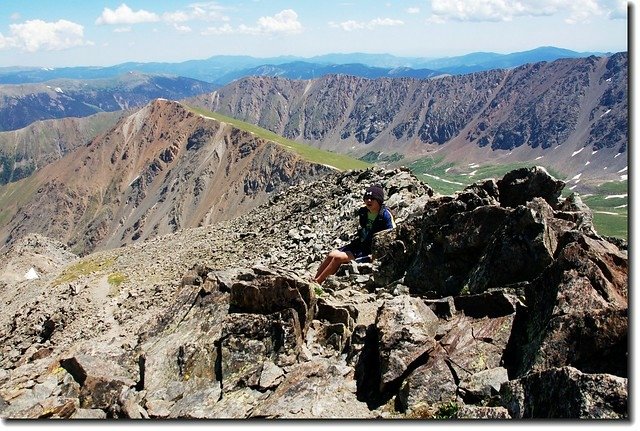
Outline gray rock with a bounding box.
[376,295,439,391]
[501,366,627,419]
[458,367,509,402]
[0,167,628,420]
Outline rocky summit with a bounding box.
[0,166,628,420]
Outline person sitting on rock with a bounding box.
[314,185,396,284]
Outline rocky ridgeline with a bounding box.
[0,166,628,419]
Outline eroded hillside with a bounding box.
[190,53,627,187]
[0,99,332,255]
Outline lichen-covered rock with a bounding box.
[375,295,439,391]
[500,366,627,419]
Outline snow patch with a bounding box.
[25,268,39,280]
[54,87,63,93]
[617,166,627,173]
[600,109,611,117]
[571,173,582,181]
[585,161,590,166]
[614,153,621,158]
[614,204,628,209]
[535,156,543,160]
[605,194,627,199]
[571,148,584,157]
[423,173,463,185]
[620,175,627,181]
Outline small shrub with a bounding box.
[433,402,460,419]
[54,257,115,286]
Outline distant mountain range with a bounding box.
[0,46,613,86]
[0,73,216,132]
[188,53,627,190]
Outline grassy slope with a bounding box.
[408,156,627,240]
[186,105,371,171]
[4,106,622,242]
[581,181,628,240]
[185,108,628,240]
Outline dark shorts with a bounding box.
[339,242,370,262]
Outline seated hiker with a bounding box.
[314,185,396,284]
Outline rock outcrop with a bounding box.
[0,166,627,420]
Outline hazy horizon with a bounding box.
[0,1,629,68]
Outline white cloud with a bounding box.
[331,20,365,31]
[0,19,88,52]
[601,0,628,19]
[163,2,230,24]
[95,3,160,25]
[370,18,405,27]
[254,9,303,34]
[564,0,602,24]
[172,24,193,33]
[330,17,404,31]
[201,23,234,35]
[428,0,624,23]
[406,7,421,14]
[212,9,303,35]
[163,10,190,23]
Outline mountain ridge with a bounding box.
[189,53,627,191]
[0,73,216,132]
[0,99,332,255]
[0,46,613,85]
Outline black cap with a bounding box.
[363,185,384,204]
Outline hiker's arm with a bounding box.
[383,209,396,229]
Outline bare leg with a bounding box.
[314,253,334,279]
[314,250,353,284]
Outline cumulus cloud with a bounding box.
[204,9,302,35]
[330,17,404,31]
[242,9,303,34]
[428,0,625,23]
[406,7,420,14]
[0,19,88,52]
[95,3,159,25]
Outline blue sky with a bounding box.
[0,0,630,67]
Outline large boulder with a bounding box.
[500,366,627,419]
